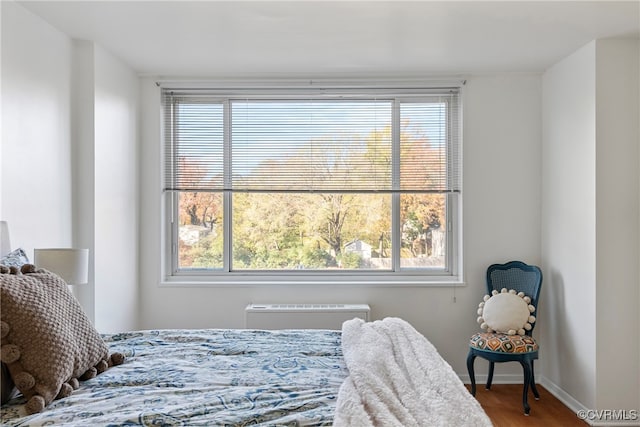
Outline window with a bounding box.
[162,83,461,284]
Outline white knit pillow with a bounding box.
[477,288,536,335]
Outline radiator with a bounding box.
[245,303,370,330]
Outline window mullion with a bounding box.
[223,100,232,272]
[391,99,401,271]
[168,97,179,275]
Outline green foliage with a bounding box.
[338,252,362,269]
[231,241,255,269]
[188,234,223,268]
[300,247,334,269]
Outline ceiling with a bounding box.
[17,1,640,77]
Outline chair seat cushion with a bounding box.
[470,332,538,353]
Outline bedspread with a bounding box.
[1,328,346,426]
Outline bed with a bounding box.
[1,320,492,426]
[0,235,492,426]
[2,328,345,426]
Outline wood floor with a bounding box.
[467,384,588,427]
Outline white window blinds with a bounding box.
[163,87,460,194]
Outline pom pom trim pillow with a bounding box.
[476,288,536,336]
[0,265,124,414]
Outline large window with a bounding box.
[163,84,461,283]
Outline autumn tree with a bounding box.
[177,118,446,270]
[175,158,223,229]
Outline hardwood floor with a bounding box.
[467,384,588,427]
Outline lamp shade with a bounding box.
[34,248,89,285]
[0,221,10,257]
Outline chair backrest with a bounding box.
[486,260,542,334]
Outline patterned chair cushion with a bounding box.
[470,332,538,353]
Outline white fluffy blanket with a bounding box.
[334,318,493,427]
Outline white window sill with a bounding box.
[160,275,465,288]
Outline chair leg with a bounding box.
[530,360,540,400]
[486,361,495,390]
[466,351,477,396]
[520,360,532,415]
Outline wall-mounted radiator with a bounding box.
[245,303,370,330]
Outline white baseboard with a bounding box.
[539,376,639,426]
[458,373,525,385]
[538,376,587,416]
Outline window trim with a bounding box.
[161,80,463,285]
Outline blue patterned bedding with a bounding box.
[1,328,347,426]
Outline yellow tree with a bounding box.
[399,121,447,257]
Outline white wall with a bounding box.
[71,40,97,322]
[1,1,73,253]
[541,41,598,409]
[594,38,639,412]
[2,2,139,334]
[139,74,543,377]
[93,45,140,333]
[541,38,640,413]
[461,74,543,380]
[72,42,140,332]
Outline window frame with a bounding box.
[161,81,463,286]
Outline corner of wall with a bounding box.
[540,40,597,409]
[593,37,640,411]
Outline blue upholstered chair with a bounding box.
[467,261,543,415]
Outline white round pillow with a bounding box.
[476,289,536,335]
